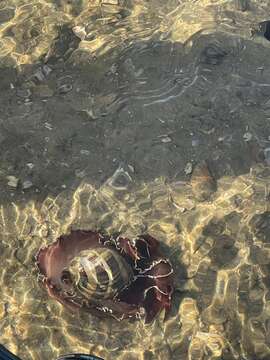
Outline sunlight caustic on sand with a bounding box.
[1,164,270,359]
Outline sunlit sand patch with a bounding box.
[0,1,69,66]
[1,0,267,67]
[1,164,270,358]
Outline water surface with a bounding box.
[1,1,270,359]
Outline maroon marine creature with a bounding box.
[36,230,174,323]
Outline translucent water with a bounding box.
[1,1,270,359]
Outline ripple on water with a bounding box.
[0,164,270,358]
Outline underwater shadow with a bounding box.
[1,26,270,206]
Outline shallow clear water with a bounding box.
[1,1,270,359]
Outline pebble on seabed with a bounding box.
[57,84,73,94]
[26,163,34,169]
[161,136,172,143]
[22,180,33,190]
[16,88,31,99]
[72,26,86,40]
[184,162,193,175]
[243,132,252,142]
[7,176,19,188]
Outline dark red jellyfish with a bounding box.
[36,230,174,323]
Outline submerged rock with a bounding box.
[191,161,217,201]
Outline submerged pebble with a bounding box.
[80,150,90,155]
[57,84,73,94]
[16,88,31,99]
[7,176,19,188]
[161,136,172,143]
[26,163,34,169]
[32,68,46,83]
[32,65,52,83]
[243,132,252,142]
[22,180,33,190]
[72,26,87,40]
[184,162,193,175]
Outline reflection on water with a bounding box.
[1,0,270,359]
[1,164,270,359]
[0,0,268,66]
